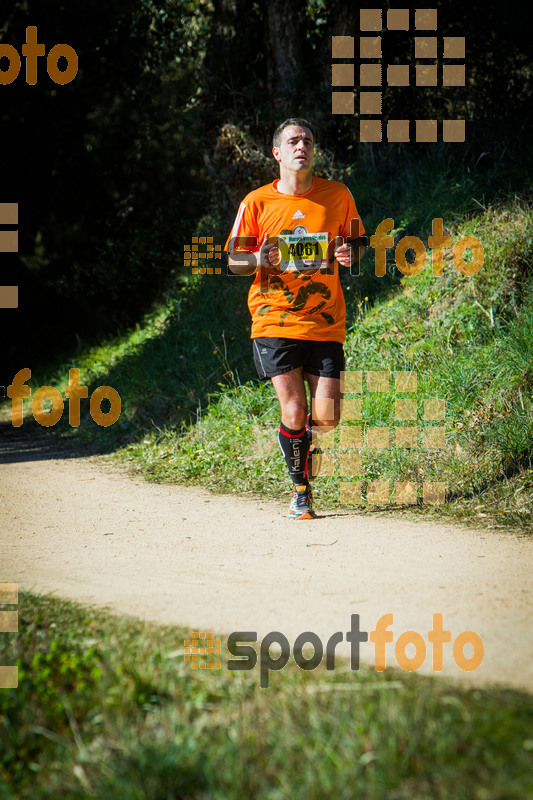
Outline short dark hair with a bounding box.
[273,118,314,149]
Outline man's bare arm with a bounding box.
[227,239,280,274]
[227,252,259,275]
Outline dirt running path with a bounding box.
[1,428,532,691]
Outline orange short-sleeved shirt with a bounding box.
[225,176,364,343]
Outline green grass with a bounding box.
[1,592,532,799]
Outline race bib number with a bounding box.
[278,232,328,271]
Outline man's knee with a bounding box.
[312,416,340,431]
[281,400,307,431]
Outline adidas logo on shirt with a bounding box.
[292,209,305,219]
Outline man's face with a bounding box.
[273,126,314,173]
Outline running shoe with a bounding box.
[288,482,317,520]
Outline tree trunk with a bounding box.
[260,0,307,100]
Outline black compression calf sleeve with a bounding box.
[278,422,310,485]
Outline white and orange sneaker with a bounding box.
[288,482,317,520]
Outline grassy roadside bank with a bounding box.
[4,188,532,531]
[1,592,532,799]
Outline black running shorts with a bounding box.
[252,337,345,381]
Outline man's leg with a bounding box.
[304,373,342,477]
[271,370,341,486]
[304,373,342,431]
[271,368,316,519]
[271,367,310,485]
[271,366,308,429]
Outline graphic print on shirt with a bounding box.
[225,177,365,342]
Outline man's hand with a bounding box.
[334,243,353,267]
[335,237,367,268]
[262,243,280,268]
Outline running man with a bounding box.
[225,118,366,519]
